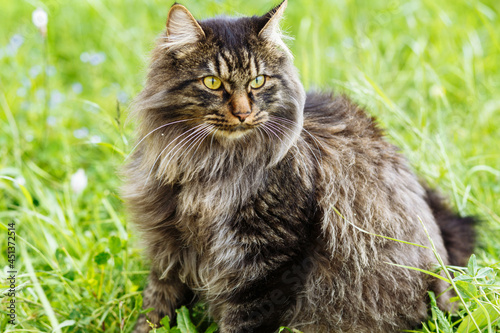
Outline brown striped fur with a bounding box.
[123,1,475,332]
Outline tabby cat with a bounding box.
[123,1,475,332]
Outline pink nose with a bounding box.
[231,93,252,122]
[233,112,251,122]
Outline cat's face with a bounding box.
[134,1,305,180]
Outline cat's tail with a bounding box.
[424,187,476,267]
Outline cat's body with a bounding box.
[124,2,474,332]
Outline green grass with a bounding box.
[1,0,499,332]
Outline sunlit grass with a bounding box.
[1,0,499,332]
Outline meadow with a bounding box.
[1,0,499,332]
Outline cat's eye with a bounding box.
[203,76,222,90]
[250,75,266,89]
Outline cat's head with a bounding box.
[133,0,305,183]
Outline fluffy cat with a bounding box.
[123,1,475,332]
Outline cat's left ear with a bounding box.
[258,0,291,57]
[164,4,205,50]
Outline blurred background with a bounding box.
[1,0,499,332]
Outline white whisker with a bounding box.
[265,121,297,148]
[125,119,191,160]
[265,121,308,167]
[144,123,207,187]
[209,128,219,151]
[267,119,321,165]
[270,115,326,152]
[160,124,211,172]
[178,125,214,167]
[185,125,216,168]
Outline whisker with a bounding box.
[160,124,211,172]
[186,125,216,166]
[125,119,191,160]
[209,128,219,151]
[265,121,307,166]
[177,125,214,166]
[261,123,283,145]
[144,124,207,187]
[270,115,326,152]
[265,121,297,148]
[255,126,266,143]
[267,119,321,165]
[261,123,306,165]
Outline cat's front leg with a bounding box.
[215,286,294,333]
[133,268,193,333]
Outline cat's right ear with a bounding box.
[164,4,205,49]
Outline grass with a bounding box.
[0,0,499,332]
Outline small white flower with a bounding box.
[15,176,26,187]
[430,85,445,98]
[73,127,89,139]
[21,77,31,88]
[117,91,128,104]
[89,52,106,66]
[80,52,90,63]
[46,65,56,76]
[71,169,87,194]
[35,88,45,100]
[32,8,48,29]
[46,115,57,126]
[72,82,83,94]
[49,90,65,108]
[90,135,101,144]
[29,65,42,78]
[17,87,27,97]
[10,34,24,49]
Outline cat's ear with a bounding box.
[258,0,292,57]
[165,4,205,49]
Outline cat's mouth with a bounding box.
[210,122,262,139]
[204,112,267,139]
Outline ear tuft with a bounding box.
[258,0,292,58]
[163,4,205,50]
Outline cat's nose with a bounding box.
[234,112,250,122]
[230,93,252,122]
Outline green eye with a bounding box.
[250,75,266,89]
[203,76,222,90]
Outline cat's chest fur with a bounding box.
[174,148,316,295]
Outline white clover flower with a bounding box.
[32,8,48,29]
[71,168,87,194]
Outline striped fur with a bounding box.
[124,2,475,332]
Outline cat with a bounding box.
[123,1,475,332]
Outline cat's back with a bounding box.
[303,92,384,143]
[301,91,402,178]
[299,91,448,279]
